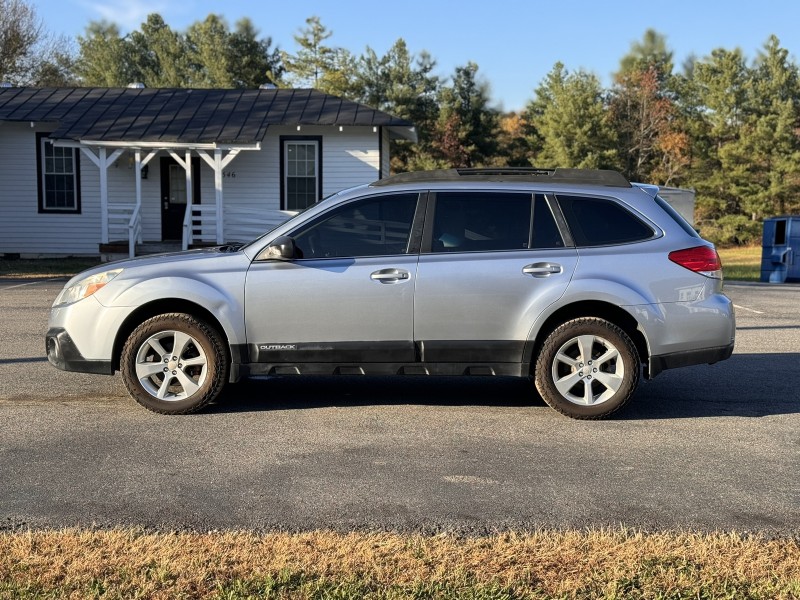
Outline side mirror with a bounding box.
[257,235,299,261]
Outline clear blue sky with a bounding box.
[33,0,800,112]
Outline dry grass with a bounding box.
[0,257,101,279]
[1,528,798,599]
[718,245,761,282]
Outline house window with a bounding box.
[281,137,322,211]
[36,133,81,214]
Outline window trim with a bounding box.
[36,132,82,214]
[280,135,323,211]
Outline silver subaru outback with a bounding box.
[46,168,735,419]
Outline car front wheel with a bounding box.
[535,317,640,419]
[120,313,228,414]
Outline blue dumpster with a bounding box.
[760,216,799,283]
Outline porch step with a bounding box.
[99,241,182,262]
[136,242,182,255]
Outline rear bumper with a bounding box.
[46,327,114,375]
[648,341,734,379]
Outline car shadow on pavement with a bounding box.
[208,353,800,420]
[620,353,800,420]
[211,375,535,414]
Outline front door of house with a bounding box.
[160,157,200,241]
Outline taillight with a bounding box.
[668,246,723,279]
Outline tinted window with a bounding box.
[431,192,531,253]
[556,195,654,247]
[292,194,418,258]
[654,195,699,238]
[532,195,564,249]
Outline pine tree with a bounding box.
[433,62,498,168]
[526,62,617,169]
[281,16,335,89]
[75,21,131,86]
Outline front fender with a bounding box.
[96,275,247,349]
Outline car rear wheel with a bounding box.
[535,317,639,419]
[120,313,228,414]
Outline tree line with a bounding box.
[2,2,799,245]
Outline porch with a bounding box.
[66,142,281,257]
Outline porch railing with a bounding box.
[224,207,295,243]
[183,204,218,249]
[107,203,140,258]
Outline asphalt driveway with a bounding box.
[1,278,798,535]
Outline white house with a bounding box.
[0,87,416,257]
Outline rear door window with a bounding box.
[430,192,532,253]
[556,195,654,247]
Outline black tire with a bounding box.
[534,317,639,420]
[120,313,228,414]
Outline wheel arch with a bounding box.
[524,300,650,377]
[111,299,232,372]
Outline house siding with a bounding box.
[219,125,380,241]
[0,123,101,256]
[0,124,382,254]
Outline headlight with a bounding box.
[53,269,123,306]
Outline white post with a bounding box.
[184,150,192,250]
[129,149,140,257]
[197,148,240,246]
[99,147,108,244]
[215,148,223,244]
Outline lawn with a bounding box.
[0,257,101,278]
[718,245,761,282]
[1,529,798,599]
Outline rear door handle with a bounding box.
[523,262,562,277]
[370,268,410,283]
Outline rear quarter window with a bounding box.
[556,195,655,247]
[654,195,700,238]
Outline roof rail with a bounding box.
[372,167,631,188]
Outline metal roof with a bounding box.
[0,87,417,144]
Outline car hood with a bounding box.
[63,247,248,287]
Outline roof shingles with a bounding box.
[0,87,413,144]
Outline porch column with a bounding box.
[214,149,223,244]
[79,146,124,244]
[167,149,193,250]
[185,150,192,249]
[99,148,108,244]
[197,148,240,244]
[134,149,158,245]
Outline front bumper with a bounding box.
[46,327,113,375]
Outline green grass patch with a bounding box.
[0,257,101,279]
[718,245,761,282]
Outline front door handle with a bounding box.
[370,268,410,283]
[523,263,562,277]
